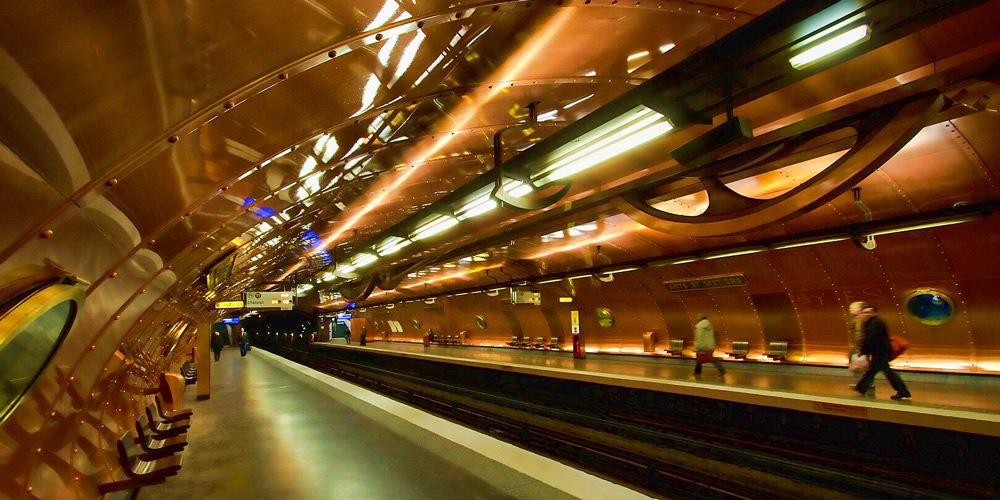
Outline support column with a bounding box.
[196,322,212,400]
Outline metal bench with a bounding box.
[134,417,188,456]
[727,341,750,360]
[666,339,685,356]
[98,432,183,494]
[764,341,789,361]
[533,336,545,348]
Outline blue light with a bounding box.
[242,197,276,219]
[347,302,357,309]
[337,312,353,320]
[222,318,240,324]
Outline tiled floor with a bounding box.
[143,347,649,500]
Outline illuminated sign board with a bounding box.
[222,318,240,324]
[215,301,244,309]
[336,312,353,320]
[244,291,294,310]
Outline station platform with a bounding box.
[316,341,1000,438]
[142,347,654,500]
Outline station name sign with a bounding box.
[664,274,748,292]
[244,291,294,310]
[214,300,244,309]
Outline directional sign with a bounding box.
[571,310,580,334]
[215,301,244,309]
[244,291,294,310]
[222,318,240,324]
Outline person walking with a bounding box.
[210,330,225,362]
[693,313,726,377]
[238,330,249,357]
[854,306,911,399]
[847,301,874,390]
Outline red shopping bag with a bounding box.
[888,335,909,361]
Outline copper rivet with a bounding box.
[35,448,41,454]
[68,376,74,381]
[279,72,289,80]
[417,21,425,28]
[184,212,191,217]
[375,33,383,41]
[455,12,462,18]
[149,239,156,245]
[105,178,118,187]
[39,229,53,239]
[328,50,336,58]
[115,315,120,320]
[492,5,499,10]
[225,101,235,109]
[73,449,78,453]
[140,289,145,294]
[168,135,179,143]
[110,272,117,278]
[90,344,95,350]
[50,411,56,417]
[27,487,32,492]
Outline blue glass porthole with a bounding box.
[905,289,954,326]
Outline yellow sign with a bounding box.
[215,301,244,309]
[559,297,573,303]
[571,310,579,326]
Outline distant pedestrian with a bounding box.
[693,313,726,377]
[210,331,225,362]
[855,306,911,399]
[360,325,367,346]
[345,327,351,344]
[238,331,249,357]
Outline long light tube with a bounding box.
[789,24,870,69]
[534,106,673,184]
[375,236,412,256]
[411,215,459,241]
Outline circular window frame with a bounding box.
[904,288,955,326]
[475,315,487,329]
[0,283,84,424]
[595,307,614,328]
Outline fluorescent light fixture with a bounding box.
[566,272,592,280]
[563,94,594,110]
[456,195,498,220]
[534,106,673,184]
[671,257,701,265]
[337,264,356,274]
[608,266,640,274]
[505,180,533,197]
[703,247,767,260]
[313,134,330,155]
[772,236,848,250]
[536,277,564,284]
[865,215,982,236]
[627,50,650,62]
[658,43,676,53]
[789,24,870,69]
[411,215,459,241]
[375,236,412,255]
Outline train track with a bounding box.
[269,345,995,500]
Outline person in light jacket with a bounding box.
[693,313,726,377]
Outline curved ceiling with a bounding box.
[3,0,1000,321]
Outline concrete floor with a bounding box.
[142,347,640,500]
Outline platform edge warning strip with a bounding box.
[254,348,658,500]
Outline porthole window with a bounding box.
[1,283,84,423]
[905,289,955,326]
[412,319,421,330]
[475,316,487,329]
[595,308,614,328]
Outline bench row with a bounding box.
[99,393,193,493]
